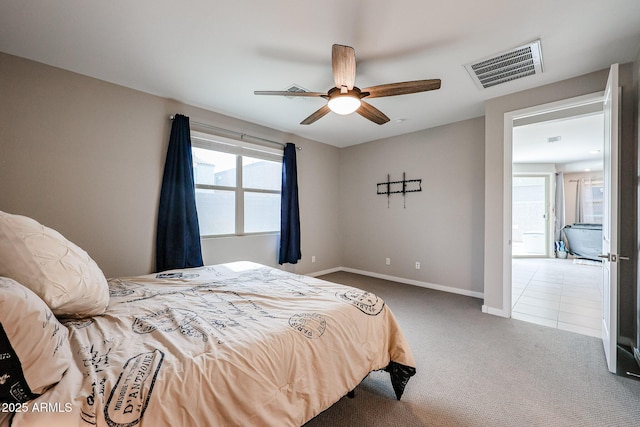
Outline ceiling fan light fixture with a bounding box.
[255,44,441,125]
[327,93,361,115]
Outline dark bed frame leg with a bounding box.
[347,390,355,398]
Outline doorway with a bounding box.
[506,92,605,337]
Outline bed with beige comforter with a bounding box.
[2,261,415,427]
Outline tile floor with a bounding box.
[512,257,603,338]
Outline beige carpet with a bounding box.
[303,271,640,427]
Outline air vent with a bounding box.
[464,40,543,89]
[284,84,310,95]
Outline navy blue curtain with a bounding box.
[279,143,301,264]
[156,114,203,272]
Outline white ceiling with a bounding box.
[1,0,639,148]
[513,110,605,173]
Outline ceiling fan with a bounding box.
[254,44,441,125]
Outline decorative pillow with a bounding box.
[0,277,73,403]
[0,210,109,317]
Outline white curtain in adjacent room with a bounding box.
[575,178,595,223]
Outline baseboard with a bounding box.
[306,266,343,277]
[482,305,510,318]
[310,266,516,319]
[338,267,485,300]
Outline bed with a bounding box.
[0,211,416,427]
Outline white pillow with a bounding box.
[0,210,109,317]
[0,277,73,402]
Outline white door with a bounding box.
[601,63,619,374]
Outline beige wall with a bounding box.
[0,50,483,298]
[339,117,485,296]
[0,52,341,277]
[2,51,637,340]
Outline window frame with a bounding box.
[191,131,282,237]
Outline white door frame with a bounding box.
[502,92,604,318]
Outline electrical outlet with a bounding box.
[385,258,391,265]
[415,262,421,269]
[311,255,316,263]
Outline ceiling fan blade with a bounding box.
[332,44,356,91]
[362,79,441,98]
[300,105,332,125]
[254,90,327,97]
[356,101,390,125]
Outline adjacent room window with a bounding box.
[191,131,282,237]
[576,177,604,224]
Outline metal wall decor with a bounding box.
[377,173,422,208]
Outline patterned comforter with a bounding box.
[2,262,415,427]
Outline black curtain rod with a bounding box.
[169,115,300,150]
[569,178,602,182]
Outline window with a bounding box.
[577,178,603,224]
[588,184,604,224]
[191,131,282,236]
